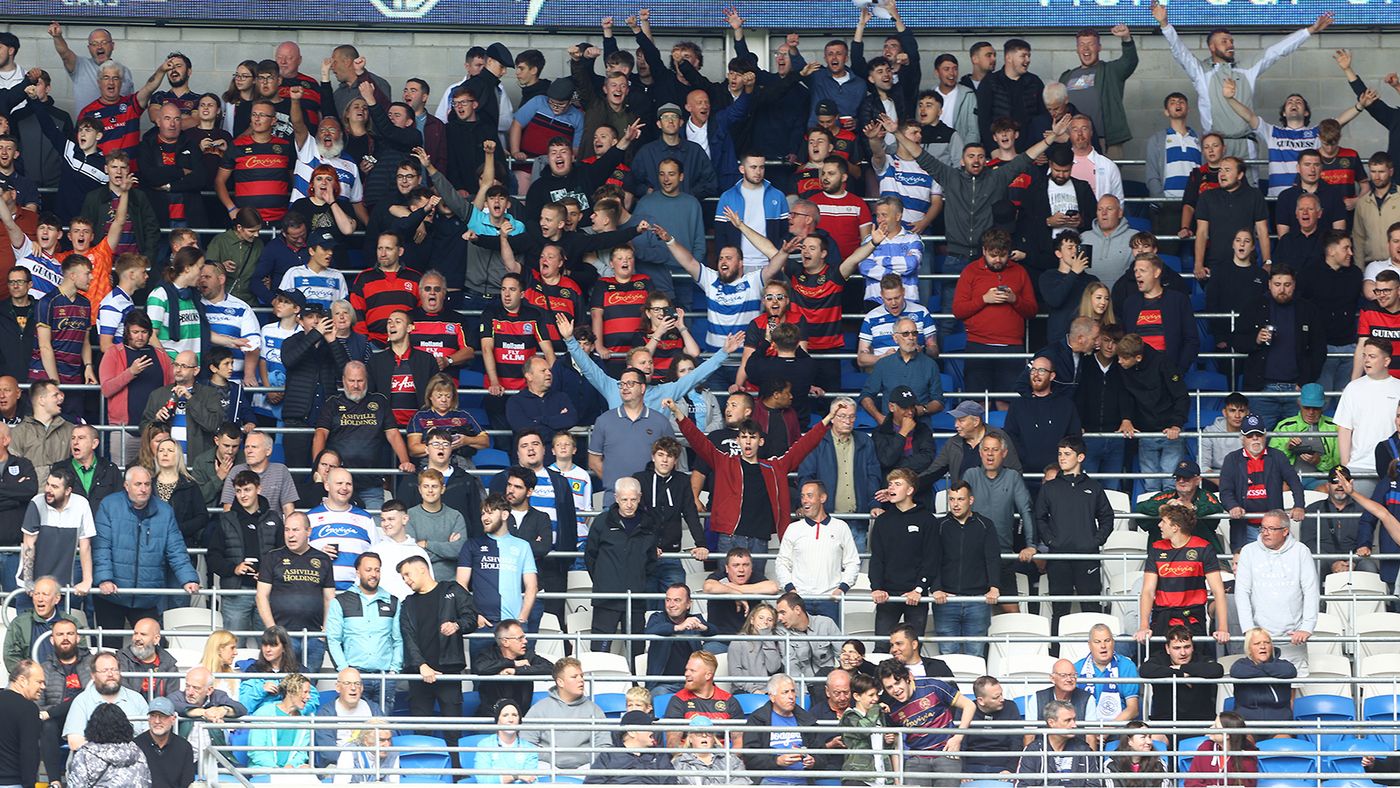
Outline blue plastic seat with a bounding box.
[461,690,480,717]
[532,690,550,707]
[393,734,449,749]
[1295,694,1357,750]
[1176,736,1209,772]
[595,692,628,718]
[653,693,675,715]
[475,448,511,469]
[1326,739,1375,774]
[456,733,493,783]
[398,751,452,783]
[1362,695,1400,749]
[735,693,768,714]
[963,782,1015,788]
[319,689,339,709]
[226,727,251,767]
[1256,738,1320,775]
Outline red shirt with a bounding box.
[809,190,872,260]
[1357,304,1400,378]
[81,94,144,157]
[591,274,651,354]
[950,258,1039,346]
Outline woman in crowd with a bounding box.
[1230,627,1297,725]
[641,292,701,380]
[100,309,173,466]
[135,423,172,484]
[406,373,487,462]
[201,629,242,697]
[1185,711,1257,787]
[665,355,722,455]
[329,299,373,363]
[475,699,540,784]
[65,703,151,788]
[727,603,781,694]
[1107,721,1169,787]
[221,60,257,135]
[296,448,344,509]
[151,437,210,547]
[1077,280,1117,328]
[837,639,879,680]
[239,626,321,716]
[289,164,359,245]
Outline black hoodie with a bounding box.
[633,463,704,552]
[868,503,937,595]
[1033,471,1115,554]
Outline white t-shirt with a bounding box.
[1335,375,1400,474]
[1047,181,1079,237]
[1363,259,1400,284]
[739,183,768,270]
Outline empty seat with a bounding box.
[580,652,631,676]
[735,693,768,714]
[1255,738,1320,775]
[1326,573,1389,636]
[1312,612,1346,658]
[1302,654,1355,698]
[1355,613,1400,660]
[1360,655,1400,700]
[939,653,988,685]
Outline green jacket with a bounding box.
[206,228,265,304]
[1135,488,1226,556]
[1059,39,1139,146]
[1269,414,1340,474]
[2,608,86,672]
[839,704,886,774]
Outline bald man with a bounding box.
[274,41,323,124]
[312,667,382,766]
[0,421,37,593]
[141,349,224,460]
[1027,658,1092,725]
[169,666,246,731]
[0,376,25,424]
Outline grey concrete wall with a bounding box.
[3,21,1396,165]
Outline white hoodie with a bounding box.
[1236,534,1319,637]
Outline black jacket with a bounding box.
[1004,391,1083,475]
[1015,173,1095,276]
[743,702,831,779]
[160,475,210,548]
[1033,471,1115,554]
[583,749,676,784]
[633,464,703,553]
[584,505,661,596]
[400,581,477,671]
[135,730,195,788]
[0,298,36,381]
[0,688,40,787]
[280,328,349,423]
[1074,356,1126,432]
[474,648,553,714]
[0,454,37,542]
[872,417,936,477]
[70,456,123,511]
[1117,345,1189,432]
[209,496,282,588]
[869,503,936,594]
[1138,655,1223,722]
[488,468,579,576]
[976,70,1048,152]
[366,345,437,406]
[929,513,1002,595]
[1229,294,1327,391]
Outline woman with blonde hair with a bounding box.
[727,603,781,693]
[201,629,242,696]
[1077,281,1117,326]
[406,373,487,461]
[152,437,209,546]
[1229,627,1297,726]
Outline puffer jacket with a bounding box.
[40,650,93,713]
[93,494,199,609]
[65,741,150,788]
[584,505,661,595]
[209,496,282,587]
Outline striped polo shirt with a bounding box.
[878,156,942,226]
[697,266,762,350]
[279,265,348,309]
[859,230,925,303]
[97,286,134,344]
[221,134,294,223]
[203,294,262,375]
[1257,120,1322,197]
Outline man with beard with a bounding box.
[1015,144,1094,278]
[289,87,365,223]
[37,619,89,779]
[18,468,93,594]
[117,617,180,699]
[327,552,402,704]
[147,53,199,123]
[654,223,785,351]
[63,651,148,749]
[458,493,539,637]
[311,362,414,512]
[489,463,574,634]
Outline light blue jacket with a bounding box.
[564,336,730,409]
[326,584,403,673]
[476,736,541,783]
[247,703,312,768]
[92,494,199,610]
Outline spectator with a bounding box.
[247,673,314,770]
[505,355,579,440]
[475,620,553,715]
[522,657,611,770]
[1116,333,1190,492]
[1300,467,1381,583]
[589,367,679,501]
[91,466,199,649]
[1026,659,1091,725]
[1015,699,1103,787]
[457,492,538,634]
[742,673,828,780]
[218,431,297,516]
[0,657,41,788]
[311,668,383,768]
[1014,146,1093,278]
[140,350,223,461]
[952,228,1039,404]
[964,431,1038,613]
[886,625,957,690]
[929,400,1023,485]
[1076,323,1127,479]
[487,457,575,634]
[1069,623,1140,723]
[929,482,1001,656]
[776,480,859,623]
[64,424,121,511]
[1122,255,1199,373]
[1192,156,1271,279]
[1220,416,1307,553]
[1270,383,1339,476]
[644,584,717,693]
[237,627,320,717]
[1236,510,1319,675]
[66,702,151,787]
[976,39,1047,150]
[859,317,944,422]
[1197,393,1251,484]
[12,378,73,481]
[18,467,93,595]
[476,699,542,784]
[1302,232,1362,395]
[0,271,38,382]
[879,658,975,783]
[584,709,672,784]
[1139,625,1224,723]
[1068,114,1124,200]
[2,575,81,673]
[1032,438,1114,630]
[305,466,377,591]
[36,618,89,779]
[117,617,179,699]
[857,274,939,371]
[797,396,883,549]
[406,380,488,465]
[366,310,436,428]
[399,554,477,763]
[279,303,344,468]
[1039,234,1098,348]
[701,548,779,640]
[326,552,403,704]
[134,697,194,788]
[187,424,243,512]
[1006,355,1083,479]
[33,250,100,408]
[872,386,936,479]
[585,476,660,657]
[728,603,781,695]
[167,665,246,738]
[149,437,208,548]
[1145,92,1201,204]
[256,513,335,672]
[1184,711,1257,786]
[1355,155,1400,267]
[312,361,414,511]
[963,676,1025,775]
[635,436,706,593]
[1339,339,1400,498]
[1134,460,1226,553]
[1229,265,1326,428]
[400,463,478,576]
[774,591,841,679]
[556,313,735,413]
[63,651,148,750]
[673,713,749,785]
[1230,627,1299,721]
[209,469,280,636]
[869,468,935,635]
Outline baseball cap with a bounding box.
[815,100,839,117]
[1299,383,1325,409]
[620,710,654,729]
[948,400,985,420]
[1329,465,1353,485]
[657,102,683,118]
[1241,414,1267,436]
[889,386,917,409]
[148,697,177,717]
[1173,459,1201,479]
[308,228,339,251]
[275,289,307,310]
[302,302,327,318]
[547,77,576,102]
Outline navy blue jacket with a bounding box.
[249,237,310,307]
[798,430,884,513]
[504,387,580,440]
[643,610,717,686]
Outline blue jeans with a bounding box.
[848,520,869,553]
[716,533,772,580]
[219,592,258,643]
[933,600,992,657]
[291,635,327,675]
[1082,436,1127,490]
[804,598,841,626]
[1137,436,1185,493]
[938,253,972,334]
[356,483,385,513]
[1250,383,1300,430]
[1320,345,1355,406]
[649,557,685,609]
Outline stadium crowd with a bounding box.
[3,0,1400,783]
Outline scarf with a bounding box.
[1078,658,1123,721]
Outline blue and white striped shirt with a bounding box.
[859,230,925,303]
[698,266,763,350]
[97,286,134,344]
[878,156,941,227]
[202,294,262,374]
[13,237,63,301]
[859,303,937,357]
[279,265,349,309]
[1160,127,1202,199]
[1257,120,1321,197]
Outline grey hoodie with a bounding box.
[673,751,752,784]
[1196,416,1239,477]
[1236,534,1319,637]
[1081,220,1137,291]
[521,686,612,769]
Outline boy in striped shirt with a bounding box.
[96,252,148,353]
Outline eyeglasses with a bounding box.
[256,75,278,82]
[619,380,642,388]
[894,330,919,337]
[1259,526,1289,533]
[1050,672,1076,678]
[1029,367,1054,375]
[396,174,418,180]
[250,112,275,119]
[234,72,253,79]
[173,362,199,369]
[338,680,363,687]
[1376,288,1396,295]
[427,441,452,449]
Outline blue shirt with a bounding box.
[769,713,805,783]
[859,303,937,357]
[859,351,944,410]
[458,531,537,622]
[1073,653,1141,721]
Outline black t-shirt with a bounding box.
[1196,185,1269,267]
[963,702,1025,772]
[315,393,393,474]
[705,570,746,634]
[734,461,773,539]
[288,197,355,244]
[261,546,334,631]
[125,345,164,422]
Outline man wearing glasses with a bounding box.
[589,368,678,506]
[76,57,175,158]
[858,317,943,424]
[1004,355,1082,488]
[1236,509,1319,674]
[47,24,133,115]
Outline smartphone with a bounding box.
[1081,244,1093,268]
[1066,209,1080,218]
[662,306,678,320]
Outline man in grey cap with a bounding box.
[134,696,195,788]
[927,400,1022,486]
[627,102,718,199]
